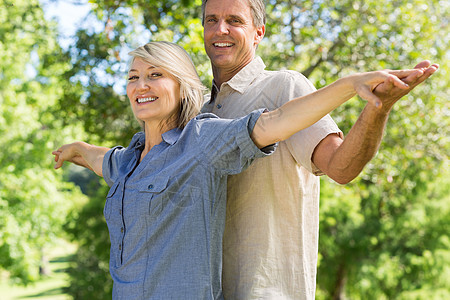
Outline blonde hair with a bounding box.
[128,41,206,129]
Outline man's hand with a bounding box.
[373,60,439,111]
[312,61,438,184]
[351,69,417,108]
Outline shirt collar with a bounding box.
[161,127,182,145]
[208,56,266,103]
[208,81,219,104]
[134,127,182,149]
[133,132,146,150]
[226,56,266,94]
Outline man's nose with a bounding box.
[216,19,230,35]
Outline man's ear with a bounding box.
[254,25,265,46]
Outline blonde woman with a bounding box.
[53,41,417,299]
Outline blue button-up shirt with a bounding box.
[102,110,274,299]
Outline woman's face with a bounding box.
[127,57,181,128]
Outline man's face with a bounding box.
[203,0,265,76]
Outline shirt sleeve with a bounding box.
[276,71,343,175]
[198,109,276,176]
[102,145,126,187]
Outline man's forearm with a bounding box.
[317,62,438,184]
[323,104,390,184]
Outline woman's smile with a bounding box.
[126,57,181,126]
[136,96,158,104]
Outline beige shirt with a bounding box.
[202,57,343,300]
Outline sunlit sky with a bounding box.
[40,0,91,48]
[38,0,129,94]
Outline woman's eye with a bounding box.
[151,73,162,78]
[128,75,138,80]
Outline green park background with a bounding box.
[1,0,449,299]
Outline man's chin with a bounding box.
[210,57,234,68]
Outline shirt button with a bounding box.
[119,209,122,215]
[148,184,154,190]
[216,104,222,109]
[121,227,124,233]
[118,244,122,250]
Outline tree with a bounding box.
[62,166,112,299]
[55,0,208,145]
[54,0,449,298]
[0,0,87,284]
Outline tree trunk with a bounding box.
[332,261,347,300]
[39,249,50,276]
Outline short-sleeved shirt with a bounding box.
[102,110,274,300]
[202,57,343,300]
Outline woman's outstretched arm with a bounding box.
[251,69,419,148]
[52,142,110,177]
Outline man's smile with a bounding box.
[213,42,234,48]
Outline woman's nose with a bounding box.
[136,78,150,91]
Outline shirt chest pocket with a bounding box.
[138,176,201,214]
[138,176,170,215]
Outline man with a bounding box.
[200,0,438,299]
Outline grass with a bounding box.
[0,241,76,300]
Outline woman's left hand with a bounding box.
[352,69,424,108]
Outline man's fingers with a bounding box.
[413,60,431,69]
[423,64,439,76]
[402,63,439,85]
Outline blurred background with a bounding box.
[0,0,448,299]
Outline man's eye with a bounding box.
[206,18,217,23]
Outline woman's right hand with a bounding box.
[52,142,85,169]
[53,141,109,176]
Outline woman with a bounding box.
[53,41,414,299]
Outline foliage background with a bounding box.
[1,0,448,299]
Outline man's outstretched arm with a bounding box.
[312,61,439,184]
